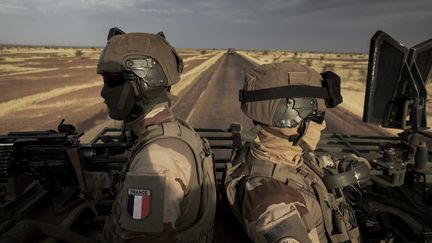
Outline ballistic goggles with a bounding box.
[103,56,168,88]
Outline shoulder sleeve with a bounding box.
[125,138,194,229]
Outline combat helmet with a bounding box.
[239,63,343,142]
[97,27,183,120]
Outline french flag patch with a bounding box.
[127,188,151,220]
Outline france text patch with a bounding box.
[127,188,151,220]
[120,174,165,232]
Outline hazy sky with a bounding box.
[0,0,431,52]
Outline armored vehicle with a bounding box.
[0,31,431,242]
[227,48,236,54]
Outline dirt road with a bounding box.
[174,53,389,136]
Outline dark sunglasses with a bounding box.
[103,74,125,88]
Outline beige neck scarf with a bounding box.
[250,120,326,167]
[300,120,326,152]
[250,125,304,167]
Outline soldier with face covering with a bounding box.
[225,63,367,243]
[84,28,216,243]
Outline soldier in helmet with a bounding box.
[225,63,367,242]
[86,28,216,242]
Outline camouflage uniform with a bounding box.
[86,28,216,242]
[225,63,361,243]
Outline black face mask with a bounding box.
[100,82,136,120]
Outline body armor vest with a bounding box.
[107,119,216,243]
[225,145,360,243]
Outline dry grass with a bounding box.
[0,46,101,76]
[239,50,368,83]
[0,46,101,58]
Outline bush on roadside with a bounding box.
[75,50,84,57]
[359,68,367,81]
[322,63,335,72]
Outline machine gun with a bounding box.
[0,120,137,241]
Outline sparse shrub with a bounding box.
[293,52,298,57]
[322,63,335,72]
[75,50,84,57]
[336,54,341,58]
[359,67,368,81]
[273,55,281,62]
[200,49,206,55]
[320,56,325,61]
[262,50,269,55]
[306,59,312,67]
[0,57,5,61]
[291,57,300,64]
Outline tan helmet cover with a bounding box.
[97,32,182,85]
[241,63,326,126]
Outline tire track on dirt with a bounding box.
[0,80,101,116]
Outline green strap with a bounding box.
[312,182,352,243]
[303,154,355,242]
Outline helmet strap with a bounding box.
[116,81,132,110]
[131,80,142,97]
[290,120,310,147]
[259,122,309,150]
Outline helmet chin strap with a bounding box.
[116,81,133,110]
[259,120,310,150]
[290,120,310,147]
[116,76,148,110]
